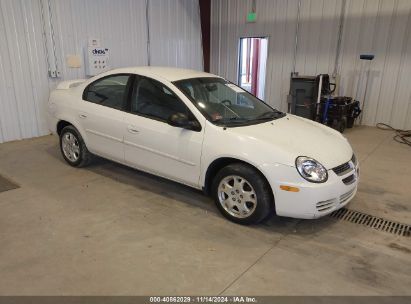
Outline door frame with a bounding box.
[237,36,270,101]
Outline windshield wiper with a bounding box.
[254,111,281,121]
[214,116,250,126]
[224,117,250,123]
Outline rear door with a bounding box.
[80,74,133,161]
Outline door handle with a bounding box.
[127,125,140,134]
[79,114,87,119]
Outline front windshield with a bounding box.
[173,77,285,126]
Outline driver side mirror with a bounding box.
[167,113,201,131]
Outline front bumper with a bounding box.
[259,161,359,219]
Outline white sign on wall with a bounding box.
[85,39,110,76]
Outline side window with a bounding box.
[83,74,130,110]
[131,77,190,121]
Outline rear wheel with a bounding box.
[60,125,92,167]
[212,163,273,224]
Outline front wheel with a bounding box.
[212,163,274,224]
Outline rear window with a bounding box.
[83,74,130,110]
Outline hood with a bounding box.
[227,114,353,169]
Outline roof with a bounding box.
[106,66,217,82]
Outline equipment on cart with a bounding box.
[288,75,318,120]
[318,97,361,133]
[289,73,360,133]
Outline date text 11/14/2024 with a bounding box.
[149,296,257,303]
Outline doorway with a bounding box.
[238,37,268,100]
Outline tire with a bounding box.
[59,125,92,167]
[211,163,274,225]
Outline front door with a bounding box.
[123,77,204,187]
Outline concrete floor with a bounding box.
[0,126,410,295]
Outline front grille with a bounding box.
[332,162,351,175]
[316,199,337,212]
[332,154,356,176]
[342,174,355,185]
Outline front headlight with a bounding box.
[295,156,328,183]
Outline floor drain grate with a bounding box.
[329,208,411,237]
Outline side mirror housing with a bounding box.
[167,113,201,131]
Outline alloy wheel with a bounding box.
[62,132,80,162]
[217,175,257,218]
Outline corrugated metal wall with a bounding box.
[0,0,203,143]
[0,0,49,141]
[210,0,411,129]
[149,0,203,70]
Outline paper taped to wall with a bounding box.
[66,55,81,68]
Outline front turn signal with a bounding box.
[280,185,300,192]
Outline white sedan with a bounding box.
[47,67,359,224]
